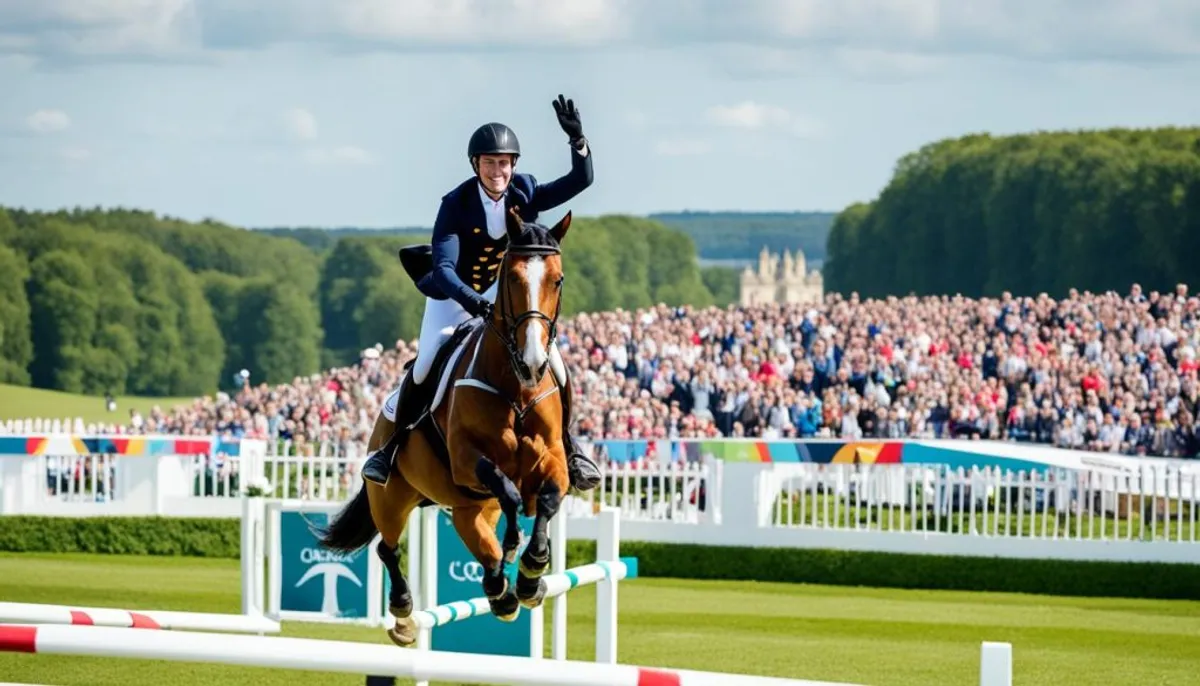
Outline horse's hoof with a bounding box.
[484,574,509,601]
[387,618,416,647]
[516,576,547,610]
[489,591,521,622]
[518,553,549,579]
[389,592,413,619]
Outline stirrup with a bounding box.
[566,441,600,492]
[363,448,393,486]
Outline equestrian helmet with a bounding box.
[468,122,521,159]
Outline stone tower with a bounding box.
[739,246,824,306]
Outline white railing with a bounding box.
[770,462,1199,544]
[42,454,118,503]
[176,439,720,525]
[584,460,718,524]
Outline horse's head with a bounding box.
[492,206,571,389]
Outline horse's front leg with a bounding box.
[474,456,524,565]
[451,504,520,621]
[516,478,562,609]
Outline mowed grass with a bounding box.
[0,383,195,425]
[1,553,1198,686]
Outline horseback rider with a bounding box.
[362,94,602,492]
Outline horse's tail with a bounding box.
[316,486,377,552]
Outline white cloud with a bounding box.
[706,102,823,138]
[304,145,375,165]
[25,109,71,133]
[2,1,1199,65]
[0,0,199,62]
[284,107,318,141]
[653,139,712,157]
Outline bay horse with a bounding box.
[318,207,572,647]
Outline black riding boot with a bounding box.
[559,369,600,492]
[363,367,428,486]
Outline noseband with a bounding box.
[488,242,563,383]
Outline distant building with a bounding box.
[739,246,824,306]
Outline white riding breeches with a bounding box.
[414,280,499,385]
[381,281,567,422]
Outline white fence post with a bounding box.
[979,641,1013,686]
[594,506,620,665]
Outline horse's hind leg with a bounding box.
[516,480,562,609]
[367,476,421,647]
[451,503,520,622]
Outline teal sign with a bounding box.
[415,507,536,656]
[280,510,370,618]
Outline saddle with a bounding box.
[410,317,480,423]
[408,317,492,502]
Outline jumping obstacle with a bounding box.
[0,622,868,686]
[258,497,630,671]
[0,602,279,634]
[0,496,1015,685]
[409,560,626,631]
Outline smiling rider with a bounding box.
[361,94,602,494]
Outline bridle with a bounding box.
[486,241,564,384]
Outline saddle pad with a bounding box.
[430,322,481,414]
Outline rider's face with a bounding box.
[476,154,514,197]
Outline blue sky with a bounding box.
[1,0,1198,229]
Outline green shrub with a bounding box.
[2,516,1195,600]
[0,516,239,558]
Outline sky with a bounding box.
[1,0,1199,229]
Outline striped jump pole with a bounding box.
[408,560,627,631]
[406,504,626,672]
[0,623,865,686]
[0,601,279,635]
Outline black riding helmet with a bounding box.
[468,122,521,161]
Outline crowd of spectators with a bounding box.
[24,282,1200,459]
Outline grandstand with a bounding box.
[7,282,1197,461]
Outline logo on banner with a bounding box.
[449,560,485,583]
[279,511,369,618]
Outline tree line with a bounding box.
[0,207,732,397]
[823,127,1200,298]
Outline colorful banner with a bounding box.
[0,435,250,457]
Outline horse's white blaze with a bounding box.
[521,257,548,376]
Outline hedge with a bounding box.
[2,516,1196,601]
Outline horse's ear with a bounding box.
[550,211,572,243]
[506,206,523,240]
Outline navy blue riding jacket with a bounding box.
[416,141,593,310]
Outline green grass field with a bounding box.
[1,553,1197,686]
[0,383,195,425]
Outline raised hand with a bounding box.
[552,94,584,142]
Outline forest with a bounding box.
[0,208,729,396]
[823,128,1200,298]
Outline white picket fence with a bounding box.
[770,462,1199,544]
[193,447,715,525]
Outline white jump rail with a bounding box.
[0,601,279,634]
[410,560,626,631]
[0,623,867,686]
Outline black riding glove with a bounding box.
[468,297,494,321]
[552,94,585,146]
